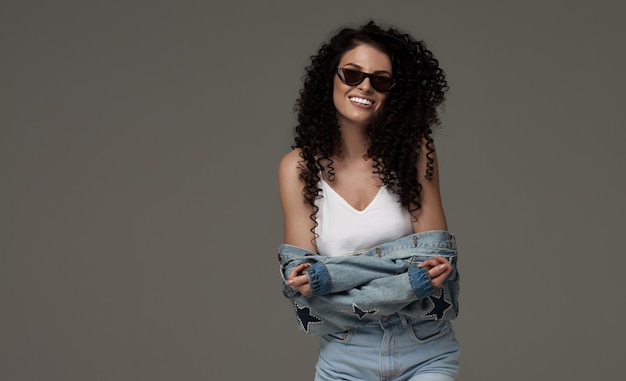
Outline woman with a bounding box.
[278,20,461,381]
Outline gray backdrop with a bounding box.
[2,1,624,380]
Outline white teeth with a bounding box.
[350,97,373,105]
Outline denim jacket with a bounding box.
[277,230,460,336]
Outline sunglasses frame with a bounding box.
[336,66,396,92]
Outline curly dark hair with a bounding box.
[293,20,448,237]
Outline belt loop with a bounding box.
[413,235,417,247]
[399,314,408,329]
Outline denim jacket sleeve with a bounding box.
[277,231,460,336]
[278,245,425,297]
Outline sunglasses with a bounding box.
[336,67,396,92]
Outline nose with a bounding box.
[357,77,373,93]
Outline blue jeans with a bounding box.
[314,314,460,381]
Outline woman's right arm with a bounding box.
[278,149,317,252]
[278,149,317,295]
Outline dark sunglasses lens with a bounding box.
[342,69,364,85]
[371,76,395,92]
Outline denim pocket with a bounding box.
[322,329,352,343]
[407,319,451,343]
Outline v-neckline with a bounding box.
[320,178,384,214]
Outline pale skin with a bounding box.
[278,43,452,297]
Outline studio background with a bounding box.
[2,1,624,380]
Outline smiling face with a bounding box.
[333,43,393,128]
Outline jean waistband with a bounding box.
[355,313,410,329]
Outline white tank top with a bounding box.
[315,178,414,256]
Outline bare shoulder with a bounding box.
[278,148,306,204]
[278,148,303,181]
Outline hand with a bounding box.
[285,263,312,296]
[418,256,452,289]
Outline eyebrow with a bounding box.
[342,63,392,76]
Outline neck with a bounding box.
[338,123,369,161]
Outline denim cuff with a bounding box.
[305,262,331,297]
[408,266,436,300]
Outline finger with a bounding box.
[431,277,444,289]
[418,258,439,268]
[298,284,312,297]
[429,263,453,289]
[287,263,311,279]
[285,273,310,287]
[432,256,449,265]
[420,256,450,268]
[428,263,448,279]
[429,260,452,278]
[288,263,309,277]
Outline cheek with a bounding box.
[333,77,347,94]
[332,89,340,110]
[375,94,390,111]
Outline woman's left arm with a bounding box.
[412,140,453,288]
[411,140,448,233]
